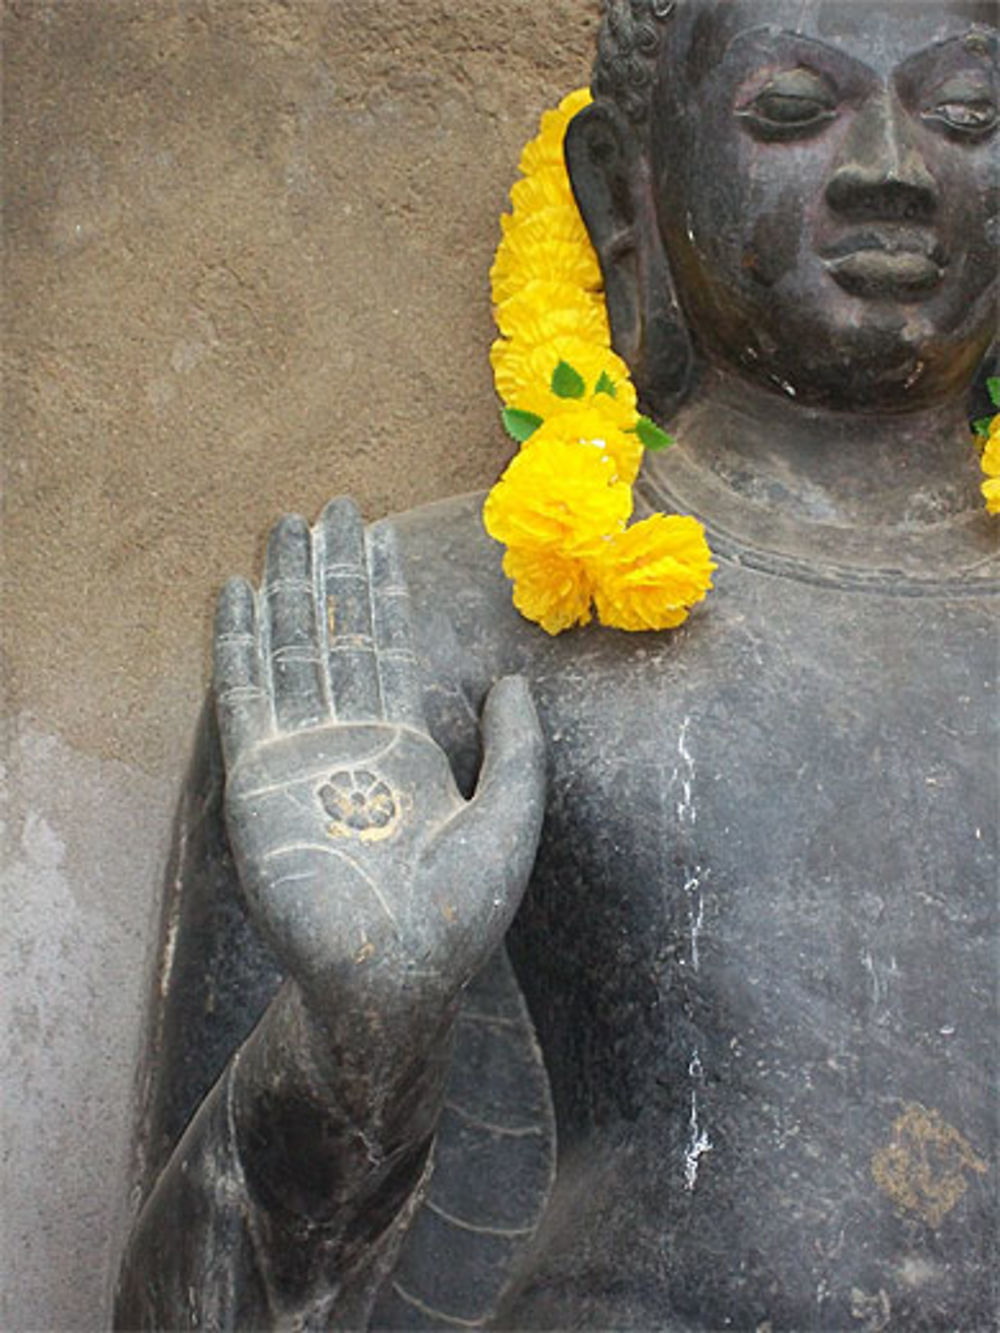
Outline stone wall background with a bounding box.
[1,2,598,1326]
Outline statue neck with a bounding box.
[648,367,982,530]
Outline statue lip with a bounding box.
[821,230,947,299]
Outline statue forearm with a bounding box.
[231,977,455,1243]
[115,504,545,1329]
[117,979,456,1331]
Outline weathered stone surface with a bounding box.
[1,724,175,1331]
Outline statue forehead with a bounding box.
[664,0,997,71]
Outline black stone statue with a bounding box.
[116,2,998,1328]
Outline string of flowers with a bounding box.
[482,89,716,635]
[974,376,1000,515]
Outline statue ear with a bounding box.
[565,101,694,422]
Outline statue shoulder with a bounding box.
[387,490,505,618]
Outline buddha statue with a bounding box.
[115,1,998,1329]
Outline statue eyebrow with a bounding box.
[724,27,996,79]
[895,32,999,86]
[722,27,877,76]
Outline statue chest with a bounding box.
[494,570,997,1330]
[396,498,997,1328]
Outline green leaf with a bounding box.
[594,370,617,398]
[973,416,993,438]
[634,415,675,452]
[550,360,586,400]
[501,407,543,442]
[987,375,1000,408]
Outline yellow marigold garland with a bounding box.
[974,380,1000,516]
[491,337,637,431]
[484,89,716,635]
[485,92,996,636]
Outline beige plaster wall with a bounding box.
[1,3,598,1326]
[5,0,599,777]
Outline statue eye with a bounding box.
[752,92,836,125]
[922,99,998,138]
[738,72,838,141]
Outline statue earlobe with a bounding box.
[565,103,641,364]
[565,101,694,423]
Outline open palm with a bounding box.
[213,498,545,1034]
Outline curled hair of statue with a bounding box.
[593,0,676,131]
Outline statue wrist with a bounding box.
[230,979,455,1230]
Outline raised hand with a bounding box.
[213,497,546,1047]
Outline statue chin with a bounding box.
[115,2,998,1330]
[661,236,997,413]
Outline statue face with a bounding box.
[650,0,998,408]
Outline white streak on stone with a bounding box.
[674,717,696,827]
[158,907,180,1002]
[683,867,705,972]
[689,893,705,972]
[684,1048,713,1191]
[860,949,898,1018]
[860,948,882,1007]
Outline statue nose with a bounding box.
[825,91,938,223]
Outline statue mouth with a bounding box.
[821,232,947,300]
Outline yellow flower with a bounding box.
[490,208,602,303]
[483,85,718,635]
[591,514,716,631]
[483,434,632,555]
[524,406,644,486]
[509,167,577,218]
[503,545,594,634]
[518,88,592,178]
[495,280,611,349]
[491,334,636,428]
[980,415,1000,472]
[979,415,1000,514]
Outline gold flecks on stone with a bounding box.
[871,1102,987,1227]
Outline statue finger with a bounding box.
[366,520,425,729]
[316,496,380,721]
[263,514,326,732]
[423,676,545,957]
[214,577,271,769]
